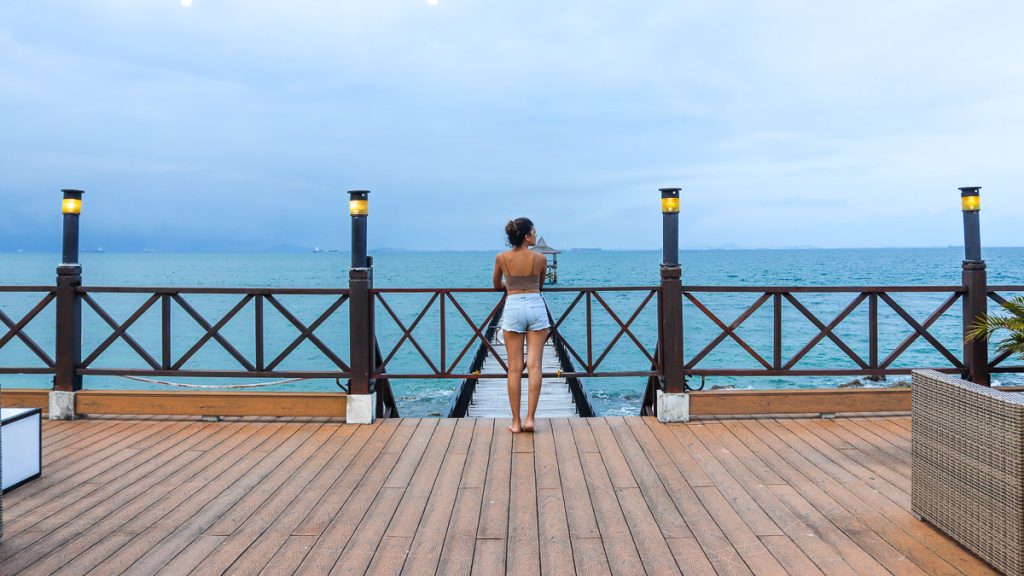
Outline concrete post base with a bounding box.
[656,390,690,423]
[346,393,377,424]
[49,391,78,420]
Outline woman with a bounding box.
[493,217,549,433]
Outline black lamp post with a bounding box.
[960,186,989,385]
[659,187,684,394]
[55,189,84,395]
[347,189,375,409]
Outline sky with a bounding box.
[2,1,1023,252]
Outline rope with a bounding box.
[119,375,307,389]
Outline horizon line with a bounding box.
[4,245,1024,254]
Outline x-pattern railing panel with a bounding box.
[81,293,162,369]
[546,288,659,375]
[370,287,659,378]
[683,286,968,376]
[375,291,442,374]
[877,292,962,369]
[75,287,350,377]
[443,293,508,374]
[372,289,508,377]
[263,294,349,371]
[685,292,772,370]
[0,288,57,370]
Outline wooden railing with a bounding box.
[2,279,1021,417]
[0,286,57,376]
[637,284,1024,415]
[75,287,352,379]
[683,286,967,379]
[373,286,659,380]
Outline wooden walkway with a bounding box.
[466,336,580,418]
[0,415,996,576]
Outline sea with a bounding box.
[1,248,1022,417]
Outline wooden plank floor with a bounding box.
[0,415,998,575]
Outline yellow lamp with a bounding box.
[349,190,369,215]
[61,189,84,215]
[960,187,980,212]
[660,188,680,213]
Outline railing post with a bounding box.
[656,187,689,422]
[52,189,84,419]
[347,190,377,423]
[661,267,684,393]
[960,186,990,386]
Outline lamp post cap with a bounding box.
[659,187,681,193]
[61,189,85,196]
[959,187,981,196]
[348,190,370,195]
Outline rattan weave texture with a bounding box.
[912,370,1024,576]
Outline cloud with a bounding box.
[1,1,1022,251]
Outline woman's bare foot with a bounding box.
[508,421,522,433]
[523,418,535,432]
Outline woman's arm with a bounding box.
[493,254,505,290]
[536,253,546,290]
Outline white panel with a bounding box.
[1,408,35,421]
[2,411,41,490]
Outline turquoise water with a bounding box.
[1,248,1022,416]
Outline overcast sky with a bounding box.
[2,1,1022,251]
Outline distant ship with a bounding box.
[313,246,322,253]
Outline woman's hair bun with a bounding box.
[505,217,534,248]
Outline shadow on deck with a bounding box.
[0,414,996,575]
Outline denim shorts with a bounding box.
[501,293,551,333]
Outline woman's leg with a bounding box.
[504,329,526,433]
[523,328,549,431]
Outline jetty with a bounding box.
[446,307,595,419]
[461,326,589,419]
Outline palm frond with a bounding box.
[995,295,1024,318]
[967,295,1024,360]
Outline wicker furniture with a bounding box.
[911,369,1024,575]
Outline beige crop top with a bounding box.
[501,253,542,292]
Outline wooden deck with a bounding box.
[0,415,996,576]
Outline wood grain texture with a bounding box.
[1,388,48,409]
[689,388,910,415]
[74,390,347,417]
[0,414,1000,576]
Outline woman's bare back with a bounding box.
[494,249,545,294]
